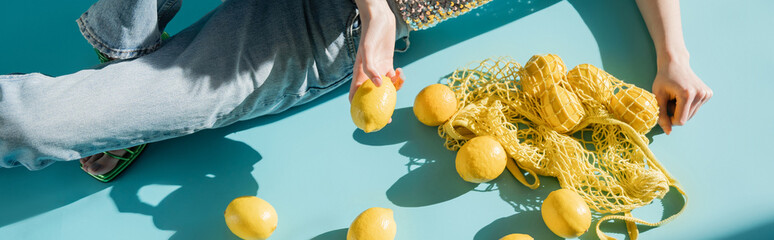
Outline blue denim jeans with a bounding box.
[0,0,409,170]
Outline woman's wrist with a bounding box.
[355,0,393,21]
[657,46,690,69]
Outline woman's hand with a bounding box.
[636,0,712,135]
[652,59,712,135]
[349,0,403,102]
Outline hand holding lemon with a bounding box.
[350,68,405,133]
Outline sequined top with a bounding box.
[395,0,493,30]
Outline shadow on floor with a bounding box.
[353,107,476,207]
[351,107,559,238]
[473,174,561,240]
[0,84,348,239]
[717,218,774,240]
[106,82,351,240]
[0,129,260,240]
[310,228,349,240]
[394,0,562,67]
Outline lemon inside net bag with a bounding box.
[438,56,687,240]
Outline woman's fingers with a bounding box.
[364,61,383,87]
[349,74,363,102]
[671,89,694,126]
[687,88,707,120]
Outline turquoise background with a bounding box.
[1,0,773,239]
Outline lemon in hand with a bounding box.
[347,207,397,240]
[455,136,507,183]
[224,196,278,240]
[413,84,458,126]
[541,189,591,238]
[351,77,397,133]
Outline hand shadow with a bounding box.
[353,107,477,207]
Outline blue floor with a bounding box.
[1,0,773,239]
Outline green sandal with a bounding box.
[82,32,168,182]
[81,144,147,182]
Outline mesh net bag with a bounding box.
[610,87,660,134]
[438,56,687,240]
[521,54,567,97]
[567,63,615,104]
[539,84,585,133]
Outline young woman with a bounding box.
[0,0,710,182]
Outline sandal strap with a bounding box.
[104,151,131,161]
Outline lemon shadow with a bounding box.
[310,228,349,240]
[353,107,477,207]
[473,172,560,240]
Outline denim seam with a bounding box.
[157,0,180,18]
[345,9,360,60]
[77,12,164,59]
[307,71,352,91]
[157,0,181,30]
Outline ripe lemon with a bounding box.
[541,189,591,238]
[347,207,397,240]
[521,54,567,97]
[499,233,534,240]
[455,136,507,183]
[351,77,397,133]
[224,196,278,240]
[539,84,585,133]
[610,87,659,133]
[567,64,614,103]
[413,84,458,126]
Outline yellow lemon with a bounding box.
[224,196,278,240]
[610,87,659,133]
[413,84,458,126]
[455,136,507,183]
[567,64,614,103]
[541,189,591,238]
[539,84,585,133]
[498,233,534,240]
[347,207,397,240]
[351,77,397,133]
[521,54,567,97]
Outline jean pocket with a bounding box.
[304,7,359,92]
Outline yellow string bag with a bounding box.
[437,57,687,240]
